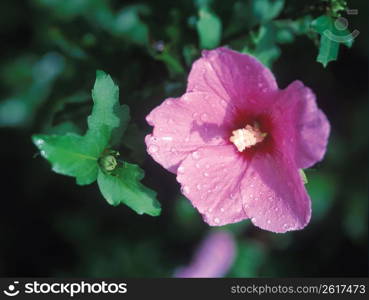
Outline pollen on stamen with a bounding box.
[230,124,267,152]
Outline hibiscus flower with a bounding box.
[145,47,330,233]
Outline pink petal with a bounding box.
[273,81,330,169]
[241,151,311,233]
[174,230,235,278]
[176,145,248,226]
[146,92,236,173]
[187,47,278,110]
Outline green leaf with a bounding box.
[196,8,222,49]
[312,15,355,67]
[228,241,265,277]
[113,6,150,46]
[242,24,281,68]
[89,70,130,146]
[32,132,107,185]
[97,162,161,216]
[32,70,127,184]
[251,0,284,24]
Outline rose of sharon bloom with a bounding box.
[145,47,330,233]
[174,230,235,278]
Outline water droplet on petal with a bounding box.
[220,100,227,107]
[148,145,159,153]
[200,113,208,122]
[195,163,201,169]
[192,151,200,159]
[267,220,271,224]
[196,184,202,190]
[220,208,224,212]
[192,112,198,119]
[251,217,256,222]
[203,172,209,177]
[214,217,220,224]
[181,186,190,195]
[178,166,185,174]
[208,208,213,213]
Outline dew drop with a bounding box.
[208,208,213,213]
[220,207,224,212]
[192,112,198,119]
[40,150,46,156]
[35,139,44,146]
[192,151,200,159]
[148,145,159,153]
[178,166,185,174]
[196,184,202,190]
[267,220,271,224]
[203,172,209,177]
[200,113,208,121]
[214,217,220,224]
[220,100,227,107]
[182,186,190,195]
[251,217,256,222]
[195,163,201,169]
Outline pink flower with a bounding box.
[145,47,330,233]
[174,230,235,278]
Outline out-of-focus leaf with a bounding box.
[306,171,336,222]
[196,8,222,49]
[48,28,88,59]
[113,6,150,45]
[121,123,146,163]
[155,49,185,77]
[242,24,280,68]
[251,0,284,24]
[311,15,355,67]
[0,52,65,127]
[343,192,367,242]
[45,121,81,135]
[97,163,161,216]
[227,241,265,277]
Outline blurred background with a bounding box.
[0,0,367,277]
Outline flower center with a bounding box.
[230,123,267,152]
